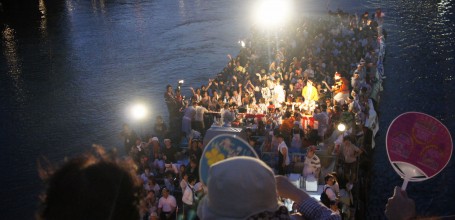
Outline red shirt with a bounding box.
[335,77,349,94]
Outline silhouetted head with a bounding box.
[38,148,141,220]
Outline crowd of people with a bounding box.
[119,8,385,220]
[36,148,418,220]
[161,8,385,152]
[35,8,421,220]
[160,8,384,214]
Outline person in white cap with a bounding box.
[197,156,340,220]
[148,137,161,155]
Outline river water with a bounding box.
[0,0,454,219]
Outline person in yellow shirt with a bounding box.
[301,79,319,113]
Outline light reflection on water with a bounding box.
[91,0,107,14]
[2,25,26,104]
[437,0,452,17]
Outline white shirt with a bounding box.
[324,185,337,201]
[180,179,188,192]
[342,142,361,163]
[233,93,242,107]
[274,84,285,104]
[261,87,271,101]
[313,111,329,135]
[258,103,267,114]
[278,141,290,165]
[195,106,208,122]
[303,154,321,177]
[182,184,196,205]
[145,183,161,196]
[158,195,177,212]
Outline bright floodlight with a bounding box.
[254,0,291,28]
[337,123,346,132]
[239,40,245,48]
[131,103,148,120]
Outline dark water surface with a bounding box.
[1,0,454,219]
[368,0,455,218]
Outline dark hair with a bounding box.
[188,175,197,183]
[38,148,141,220]
[341,104,349,111]
[343,136,352,142]
[320,104,328,111]
[284,111,292,118]
[190,158,199,165]
[148,176,156,184]
[330,172,338,179]
[324,174,334,183]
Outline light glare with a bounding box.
[337,123,346,132]
[131,104,148,120]
[254,0,291,28]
